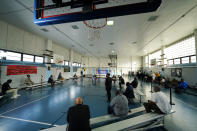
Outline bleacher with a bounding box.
[40,106,145,131]
[41,106,175,131]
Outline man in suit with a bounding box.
[67,97,91,131]
[105,73,112,102]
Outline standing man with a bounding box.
[67,97,91,131]
[105,73,112,102]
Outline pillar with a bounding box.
[194,29,197,65]
[69,48,73,77]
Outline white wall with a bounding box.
[0,65,47,88]
[0,20,45,55]
[0,20,85,89]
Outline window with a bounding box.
[23,54,34,62]
[149,50,161,67]
[168,60,173,65]
[35,56,43,63]
[0,50,6,59]
[73,63,77,66]
[191,56,196,63]
[181,57,189,64]
[51,58,54,63]
[145,56,148,67]
[79,63,81,67]
[165,36,195,60]
[174,59,180,64]
[6,51,21,61]
[64,61,69,66]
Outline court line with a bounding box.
[0,115,58,127]
[0,94,53,115]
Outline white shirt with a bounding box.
[152,92,171,114]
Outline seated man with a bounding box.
[175,79,188,93]
[67,97,91,131]
[2,79,19,99]
[123,82,135,103]
[24,74,34,86]
[73,73,78,79]
[48,75,55,87]
[108,90,129,117]
[131,77,138,88]
[143,86,171,114]
[58,72,64,80]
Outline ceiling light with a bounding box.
[109,42,115,46]
[112,51,115,53]
[132,42,137,45]
[89,44,94,47]
[71,25,79,29]
[147,15,159,22]
[107,20,114,26]
[40,28,49,32]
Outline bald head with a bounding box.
[75,97,83,105]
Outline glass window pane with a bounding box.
[6,51,21,61]
[165,36,195,60]
[51,59,54,63]
[35,56,43,63]
[181,57,189,64]
[149,50,161,67]
[23,54,34,62]
[174,59,180,64]
[168,60,173,65]
[0,50,6,59]
[64,61,69,66]
[191,56,196,63]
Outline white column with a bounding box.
[161,46,165,67]
[69,48,73,77]
[44,40,53,63]
[148,54,150,68]
[194,29,197,65]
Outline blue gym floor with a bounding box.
[0,77,197,131]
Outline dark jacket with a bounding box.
[48,77,54,83]
[67,104,91,131]
[123,85,135,99]
[2,82,11,95]
[105,77,112,90]
[131,79,138,88]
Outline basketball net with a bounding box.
[83,18,107,41]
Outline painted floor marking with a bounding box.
[0,115,58,126]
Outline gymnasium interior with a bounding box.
[0,0,197,131]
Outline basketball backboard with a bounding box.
[34,0,162,26]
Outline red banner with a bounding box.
[7,65,37,75]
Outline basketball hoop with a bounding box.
[83,18,107,41]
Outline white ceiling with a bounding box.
[0,0,197,58]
